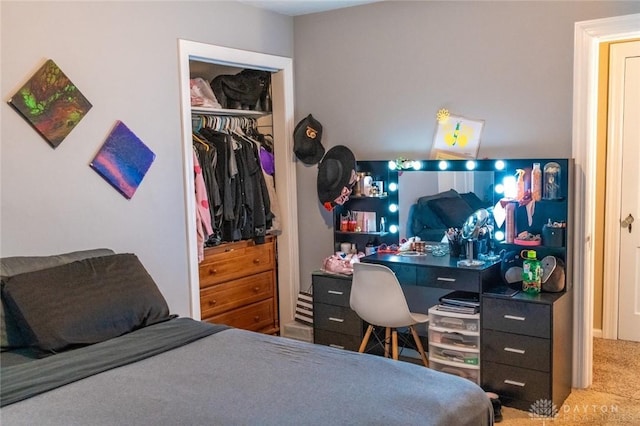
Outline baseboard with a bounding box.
[592,328,602,338]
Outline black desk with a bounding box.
[312,252,572,411]
[312,252,501,352]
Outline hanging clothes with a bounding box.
[193,149,213,262]
[193,115,276,247]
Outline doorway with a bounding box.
[603,40,640,342]
[177,40,300,327]
[573,13,640,388]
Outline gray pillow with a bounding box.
[1,253,170,354]
[0,248,115,350]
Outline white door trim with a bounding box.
[573,13,640,388]
[177,40,300,326]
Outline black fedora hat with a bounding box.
[317,145,357,211]
[294,114,325,165]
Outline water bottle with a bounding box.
[521,249,542,294]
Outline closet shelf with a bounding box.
[191,106,269,118]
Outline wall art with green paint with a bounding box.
[8,59,92,148]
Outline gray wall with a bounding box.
[0,1,293,317]
[292,1,640,289]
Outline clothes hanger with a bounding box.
[192,133,210,151]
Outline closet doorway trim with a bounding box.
[178,40,299,325]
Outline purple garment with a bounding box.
[259,147,275,176]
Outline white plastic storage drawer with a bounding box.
[429,358,480,385]
[429,343,479,365]
[428,327,479,350]
[428,307,479,332]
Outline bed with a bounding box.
[0,249,493,425]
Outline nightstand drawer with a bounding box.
[314,303,362,335]
[483,361,550,406]
[483,329,550,372]
[313,275,352,307]
[314,329,362,351]
[483,297,550,338]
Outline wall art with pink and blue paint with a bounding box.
[90,121,155,199]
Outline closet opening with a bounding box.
[177,40,299,333]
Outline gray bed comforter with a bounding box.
[1,318,493,425]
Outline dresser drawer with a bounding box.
[483,297,550,338]
[314,329,362,351]
[200,242,274,288]
[313,275,352,307]
[203,298,275,332]
[313,303,362,335]
[483,329,550,372]
[200,271,274,318]
[483,361,550,405]
[417,267,480,292]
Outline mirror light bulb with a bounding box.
[503,176,517,199]
[494,160,505,171]
[494,230,505,241]
[465,160,476,170]
[494,183,505,194]
[389,224,398,234]
[388,182,398,192]
[412,161,422,170]
[388,204,398,213]
[388,160,397,170]
[438,161,448,170]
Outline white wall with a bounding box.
[0,1,293,317]
[292,0,640,290]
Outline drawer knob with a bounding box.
[209,268,218,275]
[504,379,526,387]
[437,277,456,282]
[253,286,260,293]
[208,300,217,306]
[328,317,344,323]
[253,258,261,264]
[329,344,345,350]
[504,347,526,354]
[254,316,260,322]
[327,290,343,295]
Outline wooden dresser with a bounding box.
[199,236,279,335]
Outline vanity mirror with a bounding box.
[334,158,572,273]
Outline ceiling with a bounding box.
[238,0,382,16]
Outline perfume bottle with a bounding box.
[543,162,561,200]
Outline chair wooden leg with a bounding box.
[359,325,374,353]
[392,329,399,360]
[409,326,429,367]
[384,327,391,358]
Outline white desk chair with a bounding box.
[350,262,429,367]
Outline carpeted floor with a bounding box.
[499,338,640,425]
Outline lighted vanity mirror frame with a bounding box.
[347,158,570,256]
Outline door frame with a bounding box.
[177,40,300,326]
[573,13,640,388]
